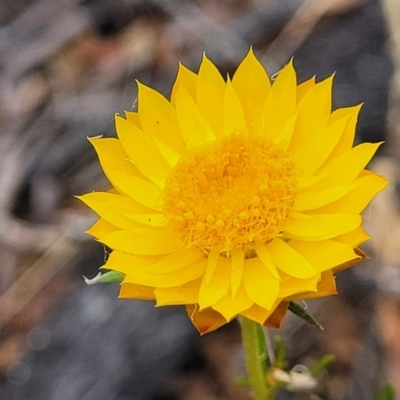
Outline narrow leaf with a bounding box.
[378,384,396,400]
[255,323,268,373]
[84,271,124,285]
[288,302,324,330]
[274,336,287,369]
[309,354,334,376]
[234,377,250,387]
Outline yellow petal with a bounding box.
[124,257,206,288]
[241,301,281,325]
[294,184,356,211]
[232,49,271,128]
[285,270,337,301]
[170,62,197,106]
[119,282,155,300]
[116,115,171,183]
[314,173,388,214]
[327,104,362,159]
[285,213,361,241]
[141,247,204,274]
[85,218,119,240]
[316,270,337,296]
[297,76,315,101]
[104,251,160,275]
[186,305,227,334]
[243,257,280,309]
[125,111,141,128]
[137,82,185,154]
[312,270,338,298]
[78,191,152,230]
[231,250,245,297]
[224,79,247,136]
[232,48,271,128]
[333,247,367,272]
[336,226,370,247]
[154,279,201,306]
[123,213,166,228]
[288,75,333,153]
[297,172,328,190]
[212,284,253,321]
[99,227,182,255]
[198,53,225,93]
[310,142,382,190]
[205,249,220,284]
[89,136,139,178]
[278,273,319,298]
[293,115,350,175]
[198,256,230,309]
[264,302,289,328]
[273,113,298,150]
[267,239,317,279]
[109,173,162,211]
[262,60,297,141]
[254,243,281,279]
[196,76,224,138]
[89,137,163,211]
[175,86,216,148]
[288,239,359,272]
[196,55,225,137]
[151,135,181,167]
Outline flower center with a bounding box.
[163,134,297,254]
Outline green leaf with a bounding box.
[274,336,287,369]
[84,271,124,285]
[288,302,324,330]
[309,354,334,376]
[235,377,250,387]
[378,383,395,400]
[255,323,268,373]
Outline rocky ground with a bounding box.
[0,1,398,399]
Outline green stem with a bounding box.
[239,316,272,400]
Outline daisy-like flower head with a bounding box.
[79,49,387,334]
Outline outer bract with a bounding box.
[79,49,387,334]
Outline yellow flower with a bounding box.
[78,49,387,334]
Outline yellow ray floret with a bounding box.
[80,48,387,334]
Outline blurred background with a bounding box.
[0,0,398,399]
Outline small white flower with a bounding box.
[272,365,318,392]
